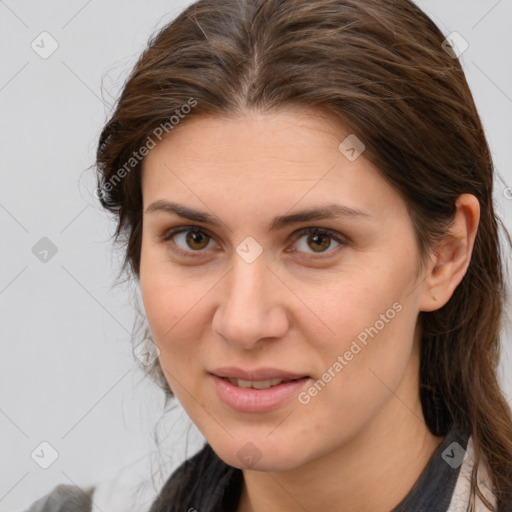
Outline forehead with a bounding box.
[140,108,406,220]
[142,107,351,174]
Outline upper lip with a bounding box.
[210,367,309,381]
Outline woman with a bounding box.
[26,0,512,510]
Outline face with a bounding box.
[139,107,428,472]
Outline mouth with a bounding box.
[210,366,309,382]
[208,368,311,412]
[222,376,308,389]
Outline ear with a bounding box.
[418,194,480,312]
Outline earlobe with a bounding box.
[418,194,480,312]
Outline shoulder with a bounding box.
[24,484,95,512]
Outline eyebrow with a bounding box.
[144,200,371,231]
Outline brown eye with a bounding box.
[184,230,210,250]
[161,227,216,255]
[291,228,347,257]
[306,232,332,252]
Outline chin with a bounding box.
[210,437,308,472]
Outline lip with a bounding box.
[209,369,311,413]
[210,367,309,381]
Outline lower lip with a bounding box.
[210,374,310,413]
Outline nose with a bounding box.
[212,253,290,350]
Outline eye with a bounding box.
[289,227,347,257]
[161,226,217,256]
[160,226,347,259]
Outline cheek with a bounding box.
[315,297,414,387]
[299,264,408,346]
[139,267,190,364]
[296,302,418,445]
[304,263,419,391]
[139,275,204,399]
[140,273,173,340]
[140,240,189,334]
[139,256,213,373]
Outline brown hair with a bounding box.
[95,0,512,507]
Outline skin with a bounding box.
[139,107,480,512]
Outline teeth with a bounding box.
[227,378,285,389]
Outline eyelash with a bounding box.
[160,226,348,259]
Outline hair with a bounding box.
[95,0,512,508]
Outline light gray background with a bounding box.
[1,1,511,510]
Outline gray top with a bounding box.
[23,484,94,512]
